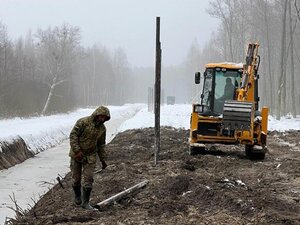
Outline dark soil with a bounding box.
[9,127,300,225]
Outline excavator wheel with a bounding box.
[245,145,266,160]
[189,145,206,155]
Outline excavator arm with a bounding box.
[223,43,268,159]
[237,43,260,102]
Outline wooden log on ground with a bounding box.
[96,180,149,208]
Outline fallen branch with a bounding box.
[96,180,149,208]
[37,181,55,186]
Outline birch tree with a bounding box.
[36,24,80,115]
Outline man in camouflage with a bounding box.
[69,106,110,210]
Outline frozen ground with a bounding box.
[1,104,300,224]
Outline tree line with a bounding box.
[2,1,300,119]
[186,0,300,119]
[0,23,131,118]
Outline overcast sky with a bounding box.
[0,0,219,67]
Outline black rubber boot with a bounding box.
[81,187,95,210]
[72,185,82,205]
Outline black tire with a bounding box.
[245,145,265,160]
[189,146,206,155]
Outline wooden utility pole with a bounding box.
[154,17,162,166]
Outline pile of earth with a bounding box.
[8,127,300,225]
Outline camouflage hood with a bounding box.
[91,106,111,122]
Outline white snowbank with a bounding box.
[268,115,300,132]
[118,104,191,131]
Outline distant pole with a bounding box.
[154,17,162,166]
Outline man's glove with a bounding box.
[101,160,107,169]
[74,151,84,162]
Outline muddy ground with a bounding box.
[8,127,300,225]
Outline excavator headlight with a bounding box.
[194,104,203,113]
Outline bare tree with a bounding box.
[261,0,275,112]
[289,0,297,117]
[0,22,10,83]
[277,0,288,119]
[0,22,12,115]
[113,48,130,105]
[24,29,37,81]
[207,0,236,61]
[36,24,80,115]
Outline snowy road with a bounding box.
[0,104,144,224]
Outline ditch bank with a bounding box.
[0,138,34,170]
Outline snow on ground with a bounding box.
[118,104,191,131]
[1,104,299,154]
[268,115,300,132]
[1,104,300,224]
[0,104,144,153]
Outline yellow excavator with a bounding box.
[189,43,268,159]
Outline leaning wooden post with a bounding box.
[154,17,162,166]
[96,180,149,208]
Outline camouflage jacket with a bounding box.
[69,106,110,164]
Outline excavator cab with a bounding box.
[199,64,243,116]
[189,43,269,160]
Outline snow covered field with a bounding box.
[1,104,300,224]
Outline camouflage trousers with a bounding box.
[70,159,96,188]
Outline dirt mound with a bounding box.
[0,137,34,170]
[9,127,300,225]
